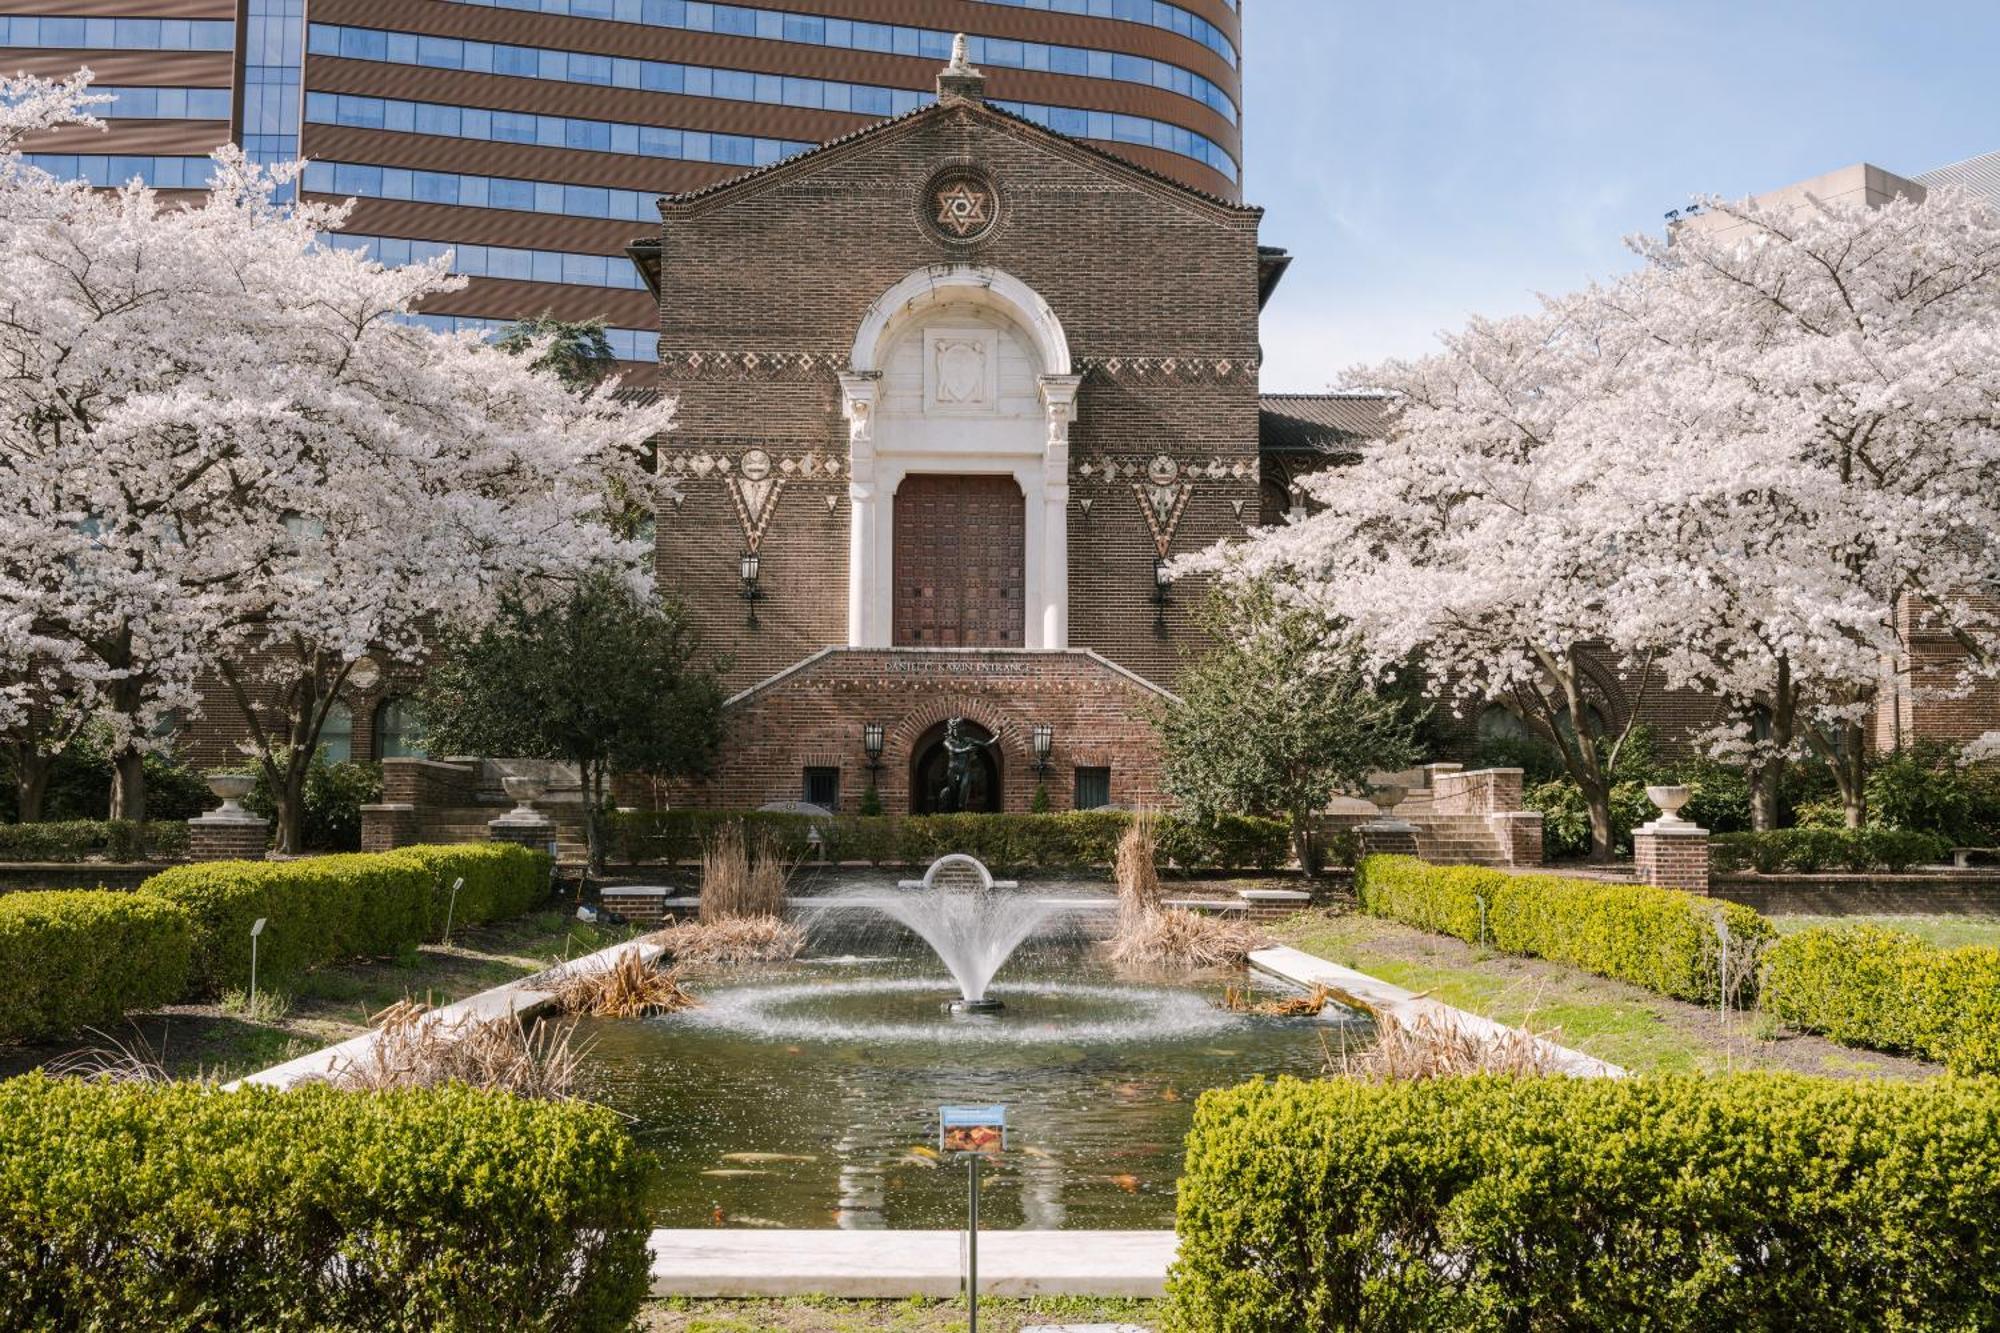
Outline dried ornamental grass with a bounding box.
[551,949,698,1018]
[700,824,793,922]
[1115,814,1164,930]
[1331,1006,1561,1081]
[1106,905,1267,969]
[311,1000,585,1099]
[1220,983,1333,1017]
[651,914,807,964]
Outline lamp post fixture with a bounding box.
[1031,723,1054,777]
[862,722,885,777]
[1152,556,1173,631]
[739,549,763,626]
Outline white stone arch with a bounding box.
[840,265,1082,651]
[848,265,1072,377]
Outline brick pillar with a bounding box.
[360,803,419,852]
[187,812,269,862]
[489,811,555,855]
[1634,820,1710,893]
[1490,811,1544,867]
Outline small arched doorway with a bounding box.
[909,718,1003,814]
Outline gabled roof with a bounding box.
[1259,392,1393,454]
[655,93,1256,224]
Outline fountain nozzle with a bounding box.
[945,997,1006,1015]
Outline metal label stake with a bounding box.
[939,1103,1006,1333]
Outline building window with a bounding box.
[319,701,353,764]
[1074,766,1111,810]
[375,697,427,759]
[803,766,840,811]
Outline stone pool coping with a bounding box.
[1248,946,1625,1079]
[232,937,1619,1297]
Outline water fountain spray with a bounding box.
[832,854,1062,1012]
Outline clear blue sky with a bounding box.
[1243,1,1998,390]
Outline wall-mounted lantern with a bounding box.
[862,722,885,775]
[739,550,763,626]
[1031,723,1054,777]
[1152,556,1173,631]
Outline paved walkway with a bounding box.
[646,1228,1175,1298]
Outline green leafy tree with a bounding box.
[418,575,723,870]
[496,313,616,392]
[1155,586,1422,869]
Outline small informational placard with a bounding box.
[939,1104,1006,1156]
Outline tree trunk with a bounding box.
[583,759,605,876]
[1582,777,1615,863]
[1289,810,1320,878]
[13,750,52,823]
[1749,765,1780,833]
[275,764,308,854]
[109,746,146,822]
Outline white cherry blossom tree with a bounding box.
[0,72,677,845]
[1189,183,2000,853]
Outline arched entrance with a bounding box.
[909,718,1003,814]
[839,265,1082,651]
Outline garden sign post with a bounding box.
[940,1104,1006,1332]
[249,917,268,1012]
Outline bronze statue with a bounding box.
[939,717,1000,812]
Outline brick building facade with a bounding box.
[638,49,1262,812]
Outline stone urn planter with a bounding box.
[501,775,548,820]
[1367,783,1407,815]
[1645,784,1692,825]
[206,772,256,817]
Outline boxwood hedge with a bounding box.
[1354,854,1773,1005]
[1763,923,2000,1074]
[0,819,190,863]
[1169,1074,2000,1332]
[138,843,550,995]
[0,1075,649,1331]
[1711,826,1950,874]
[609,808,1292,873]
[0,891,192,1040]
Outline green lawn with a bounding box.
[643,1295,1156,1332]
[1274,909,1934,1078]
[1769,914,2000,949]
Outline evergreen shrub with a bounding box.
[138,843,549,994]
[1710,827,1949,873]
[0,891,192,1040]
[1763,923,2000,1074]
[1354,855,1772,1004]
[0,1076,649,1331]
[609,809,1291,873]
[0,819,189,862]
[1168,1074,2000,1331]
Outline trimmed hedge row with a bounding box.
[0,819,190,863]
[0,891,193,1040]
[0,1075,648,1330]
[1354,855,1772,1004]
[609,808,1293,873]
[139,843,550,995]
[1763,924,2000,1074]
[1169,1074,2000,1331]
[1711,826,1950,873]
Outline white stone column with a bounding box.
[840,372,881,647]
[1038,373,1081,651]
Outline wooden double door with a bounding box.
[892,474,1025,647]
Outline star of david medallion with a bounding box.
[923,167,1000,245]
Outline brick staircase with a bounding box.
[1410,813,1515,866]
[414,805,591,862]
